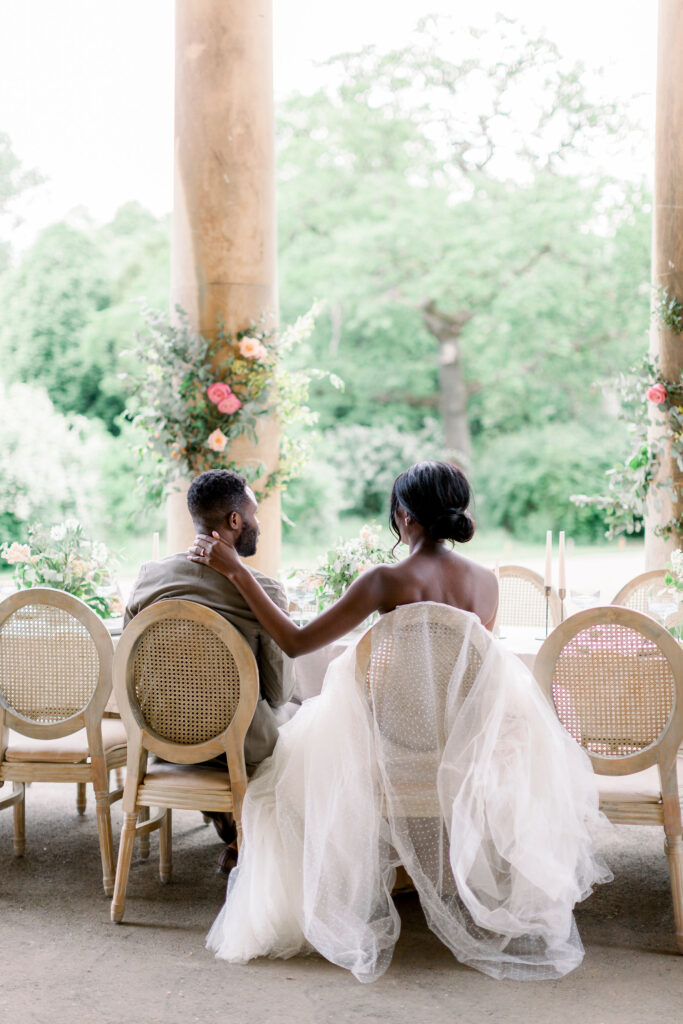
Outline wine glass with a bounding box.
[647,589,679,627]
[568,590,601,614]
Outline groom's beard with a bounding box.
[235,523,258,557]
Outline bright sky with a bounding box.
[0,0,657,243]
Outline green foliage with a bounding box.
[0,132,43,273]
[281,455,345,541]
[0,381,110,546]
[0,205,170,434]
[323,420,445,518]
[654,287,683,335]
[474,422,628,542]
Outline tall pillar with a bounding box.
[645,0,683,566]
[168,0,280,575]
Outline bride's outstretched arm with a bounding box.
[188,532,386,657]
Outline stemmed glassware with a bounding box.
[647,589,679,628]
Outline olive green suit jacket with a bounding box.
[124,553,295,771]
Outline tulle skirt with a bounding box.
[207,607,610,982]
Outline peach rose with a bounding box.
[218,393,242,415]
[646,383,668,404]
[239,337,267,360]
[4,542,31,565]
[207,428,228,452]
[207,382,233,405]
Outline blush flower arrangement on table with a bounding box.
[313,525,393,612]
[127,303,341,506]
[1,520,120,619]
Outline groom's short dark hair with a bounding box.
[187,470,249,527]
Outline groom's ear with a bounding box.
[226,509,242,533]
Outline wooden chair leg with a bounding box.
[665,833,683,953]
[94,788,116,897]
[12,782,26,857]
[111,811,138,923]
[138,805,150,859]
[76,782,87,815]
[159,808,172,884]
[115,767,124,790]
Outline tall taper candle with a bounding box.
[544,531,552,587]
[558,531,566,591]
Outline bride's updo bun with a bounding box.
[390,461,475,545]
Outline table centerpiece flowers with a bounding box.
[313,525,394,613]
[1,520,120,619]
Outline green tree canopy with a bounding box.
[276,17,650,470]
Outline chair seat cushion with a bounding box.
[141,763,230,792]
[5,719,127,764]
[597,764,681,804]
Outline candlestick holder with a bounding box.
[558,587,566,622]
[536,586,552,641]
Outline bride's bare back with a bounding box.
[188,462,499,658]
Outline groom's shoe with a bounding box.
[203,811,237,845]
[216,842,238,876]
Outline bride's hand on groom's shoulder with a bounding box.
[187,531,240,580]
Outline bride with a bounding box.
[188,461,609,982]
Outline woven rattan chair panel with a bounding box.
[612,570,683,627]
[0,604,100,723]
[365,618,481,755]
[132,618,241,745]
[552,622,675,757]
[497,568,559,630]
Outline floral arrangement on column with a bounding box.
[127,303,341,505]
[572,289,683,539]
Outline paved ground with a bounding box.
[1,783,681,1024]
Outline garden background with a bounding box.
[0,4,656,587]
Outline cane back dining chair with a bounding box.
[110,599,258,923]
[612,569,683,629]
[495,565,562,633]
[534,605,683,953]
[0,588,126,895]
[355,602,487,824]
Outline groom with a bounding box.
[124,469,296,861]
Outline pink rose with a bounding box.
[217,393,242,415]
[239,337,267,360]
[646,383,668,405]
[207,429,228,452]
[207,382,233,405]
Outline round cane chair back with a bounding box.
[612,569,683,628]
[535,606,683,776]
[113,600,258,761]
[0,588,113,733]
[496,565,561,631]
[356,603,486,753]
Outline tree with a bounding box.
[276,17,650,468]
[0,204,170,432]
[0,132,43,273]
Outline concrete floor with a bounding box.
[1,783,682,1024]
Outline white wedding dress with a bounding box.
[207,604,610,982]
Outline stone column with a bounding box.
[645,0,683,566]
[168,0,280,575]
